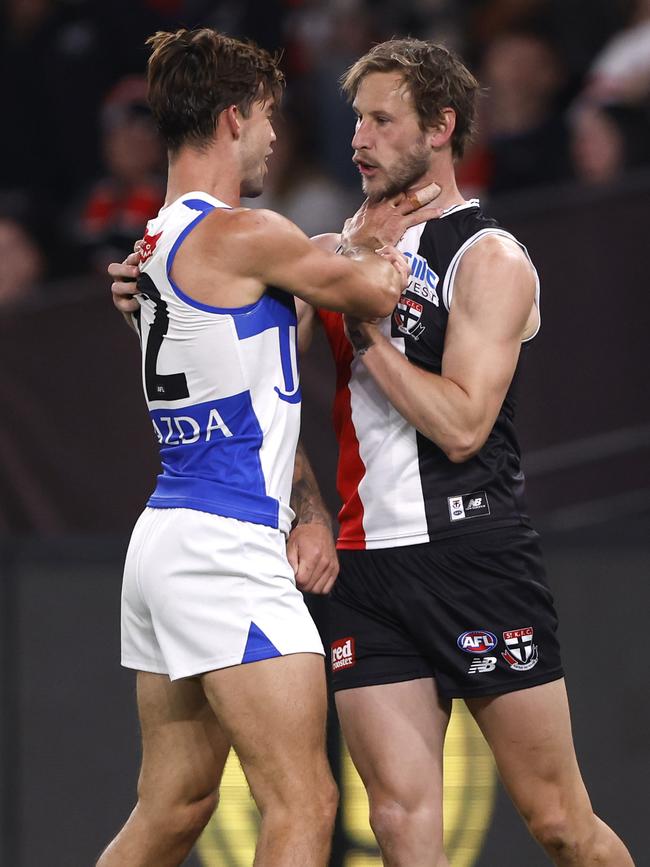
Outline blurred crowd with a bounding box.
[1,0,649,309]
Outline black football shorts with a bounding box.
[329,526,564,698]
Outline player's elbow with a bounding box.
[365,283,401,319]
[444,444,475,464]
[442,431,484,463]
[374,292,400,320]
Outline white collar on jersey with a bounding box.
[439,198,480,218]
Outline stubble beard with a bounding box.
[240,162,266,198]
[363,143,431,203]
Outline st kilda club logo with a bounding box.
[394,293,426,339]
[502,627,539,671]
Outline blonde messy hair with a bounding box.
[341,39,479,159]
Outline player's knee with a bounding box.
[319,776,339,829]
[296,776,338,833]
[173,791,219,842]
[142,789,219,844]
[528,809,581,859]
[369,798,438,848]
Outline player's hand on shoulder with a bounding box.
[342,181,444,250]
[286,522,339,595]
[108,249,141,314]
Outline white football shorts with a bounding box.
[121,507,324,680]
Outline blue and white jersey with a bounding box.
[135,191,301,535]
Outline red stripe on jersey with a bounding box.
[317,309,366,549]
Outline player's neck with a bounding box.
[164,147,242,209]
[405,162,465,212]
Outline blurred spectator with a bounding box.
[0,0,112,202]
[479,28,573,195]
[72,77,165,273]
[1,0,647,284]
[0,0,180,219]
[569,101,650,185]
[247,113,358,236]
[468,1,631,81]
[456,92,494,199]
[468,0,548,49]
[287,0,378,188]
[583,0,650,105]
[374,0,467,53]
[0,214,46,310]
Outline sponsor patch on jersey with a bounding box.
[394,293,426,339]
[403,251,440,307]
[502,627,539,671]
[140,229,162,263]
[331,637,356,672]
[457,630,498,654]
[447,491,490,522]
[467,656,497,674]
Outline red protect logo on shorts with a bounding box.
[331,637,356,671]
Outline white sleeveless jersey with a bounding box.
[135,192,301,535]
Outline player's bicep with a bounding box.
[240,211,346,302]
[261,234,363,311]
[442,240,536,420]
[442,313,522,418]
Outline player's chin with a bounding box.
[363,177,391,204]
[241,175,265,199]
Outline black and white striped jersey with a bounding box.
[319,200,540,549]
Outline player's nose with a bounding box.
[351,124,371,151]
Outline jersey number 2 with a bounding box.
[139,273,189,402]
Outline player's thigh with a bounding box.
[136,671,231,805]
[466,678,589,818]
[201,652,331,807]
[336,678,451,810]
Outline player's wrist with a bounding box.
[347,322,376,356]
[340,243,377,261]
[292,506,333,530]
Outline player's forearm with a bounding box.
[338,248,402,319]
[291,442,333,527]
[352,331,486,463]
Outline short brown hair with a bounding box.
[341,39,479,159]
[146,28,284,153]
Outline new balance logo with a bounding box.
[448,491,490,521]
[468,656,497,674]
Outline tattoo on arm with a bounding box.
[347,323,374,356]
[291,442,332,527]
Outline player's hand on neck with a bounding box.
[341,181,445,251]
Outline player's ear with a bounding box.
[428,108,456,150]
[222,104,242,138]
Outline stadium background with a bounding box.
[0,1,649,864]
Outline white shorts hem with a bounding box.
[121,657,168,676]
[169,648,325,681]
